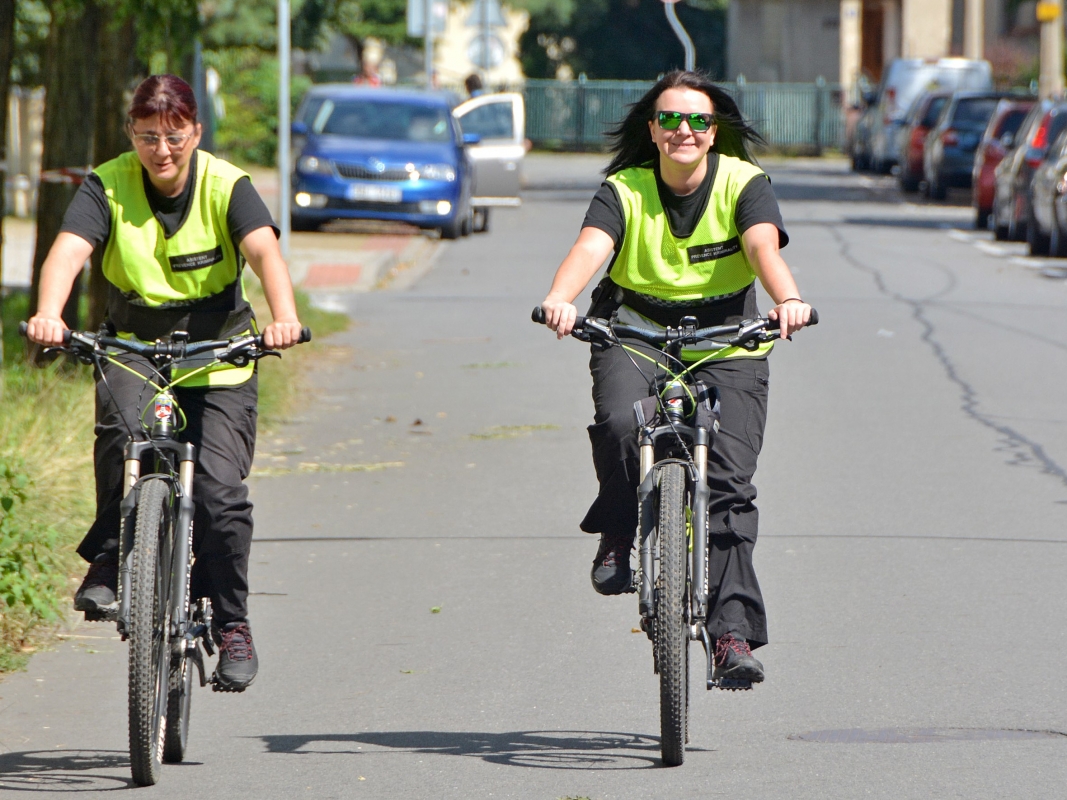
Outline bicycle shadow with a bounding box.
[0,750,133,792]
[258,729,712,770]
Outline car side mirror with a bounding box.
[462,132,482,146]
[999,131,1014,149]
[292,121,309,136]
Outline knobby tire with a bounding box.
[162,641,193,762]
[656,463,688,767]
[128,478,173,786]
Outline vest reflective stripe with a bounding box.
[606,156,767,301]
[96,150,248,308]
[96,151,254,387]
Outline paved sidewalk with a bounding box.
[0,216,440,294]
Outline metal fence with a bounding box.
[524,78,845,152]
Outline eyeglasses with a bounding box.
[657,111,714,132]
[131,133,193,149]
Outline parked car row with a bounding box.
[851,57,994,174]
[991,99,1067,255]
[893,87,1022,201]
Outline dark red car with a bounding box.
[897,91,951,192]
[972,98,1034,229]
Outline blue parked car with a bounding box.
[290,86,478,238]
[922,91,1006,200]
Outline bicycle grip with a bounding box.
[531,307,546,324]
[17,320,72,344]
[299,327,313,344]
[767,307,819,330]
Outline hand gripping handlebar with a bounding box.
[18,321,312,358]
[531,305,818,347]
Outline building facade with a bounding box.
[727,0,1008,88]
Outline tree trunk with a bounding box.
[29,0,100,339]
[87,9,139,333]
[0,0,16,363]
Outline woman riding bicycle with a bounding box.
[25,74,303,692]
[539,70,812,684]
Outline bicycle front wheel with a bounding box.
[162,641,193,763]
[656,463,688,767]
[127,478,174,786]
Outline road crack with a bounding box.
[829,225,1067,490]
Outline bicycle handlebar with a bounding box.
[18,321,312,361]
[531,305,817,347]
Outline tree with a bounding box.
[28,0,99,336]
[519,0,727,80]
[0,0,16,363]
[87,3,140,332]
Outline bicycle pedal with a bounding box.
[82,607,118,623]
[209,674,249,693]
[714,677,753,691]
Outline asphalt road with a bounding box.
[3,155,1067,798]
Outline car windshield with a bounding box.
[995,108,1029,139]
[952,97,999,126]
[1045,111,1067,150]
[311,99,453,143]
[921,96,949,127]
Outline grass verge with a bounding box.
[0,286,347,672]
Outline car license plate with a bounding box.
[345,182,402,203]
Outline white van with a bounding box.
[865,58,993,173]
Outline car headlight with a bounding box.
[418,163,456,182]
[297,155,333,175]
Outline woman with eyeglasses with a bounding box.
[25,74,303,692]
[539,70,812,684]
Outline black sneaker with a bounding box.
[73,553,119,614]
[714,632,765,683]
[212,622,258,692]
[590,532,634,595]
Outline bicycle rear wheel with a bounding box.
[128,478,174,786]
[656,463,688,767]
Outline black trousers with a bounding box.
[582,343,770,648]
[77,353,258,625]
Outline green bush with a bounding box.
[0,458,68,671]
[205,47,313,167]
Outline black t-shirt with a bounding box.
[581,153,788,248]
[60,151,278,342]
[60,150,278,253]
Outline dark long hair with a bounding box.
[603,71,765,176]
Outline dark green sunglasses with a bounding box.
[657,110,714,132]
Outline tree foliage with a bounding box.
[11,0,49,86]
[519,0,727,81]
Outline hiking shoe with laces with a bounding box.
[212,622,258,692]
[714,632,765,683]
[590,532,634,595]
[73,553,119,614]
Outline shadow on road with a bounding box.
[0,750,133,792]
[841,216,968,229]
[258,729,707,770]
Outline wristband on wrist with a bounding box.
[779,297,803,304]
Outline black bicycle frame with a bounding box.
[634,350,721,689]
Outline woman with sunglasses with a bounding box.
[25,74,303,692]
[539,70,812,684]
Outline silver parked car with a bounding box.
[856,58,993,174]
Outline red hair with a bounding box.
[127,74,198,129]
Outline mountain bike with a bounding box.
[20,322,310,786]
[532,305,817,766]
